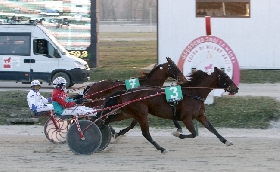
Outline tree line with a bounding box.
[99,0,156,22]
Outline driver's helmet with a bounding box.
[53,77,67,90]
[31,80,41,91]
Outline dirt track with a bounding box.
[0,126,279,172]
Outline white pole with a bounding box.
[67,26,72,49]
[222,2,226,16]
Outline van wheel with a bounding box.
[52,72,71,88]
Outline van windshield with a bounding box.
[43,29,68,55]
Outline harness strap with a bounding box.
[169,101,182,130]
[184,94,206,102]
[191,95,206,101]
[89,92,166,119]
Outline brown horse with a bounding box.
[82,57,187,136]
[98,67,239,153]
[83,57,186,108]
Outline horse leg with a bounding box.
[171,120,183,137]
[114,119,138,138]
[137,117,168,153]
[104,112,133,137]
[196,115,233,146]
[172,119,183,134]
[108,125,116,135]
[171,102,183,133]
[173,118,197,139]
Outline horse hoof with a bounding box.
[171,131,180,137]
[177,129,183,133]
[112,133,119,139]
[161,149,168,154]
[225,140,233,146]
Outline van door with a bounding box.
[0,32,31,81]
[30,39,60,82]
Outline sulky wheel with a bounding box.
[44,116,69,144]
[98,125,112,151]
[66,120,102,155]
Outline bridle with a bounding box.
[217,71,234,93]
[167,63,185,83]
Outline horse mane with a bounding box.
[180,70,208,87]
[137,71,147,78]
[138,63,159,79]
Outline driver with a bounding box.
[38,41,46,54]
[27,80,53,116]
[51,77,97,117]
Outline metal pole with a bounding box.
[195,121,199,136]
[89,0,99,68]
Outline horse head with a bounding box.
[142,57,186,86]
[214,67,239,95]
[166,57,187,83]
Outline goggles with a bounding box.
[33,85,41,89]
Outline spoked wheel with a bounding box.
[98,125,112,151]
[66,120,102,155]
[44,116,69,144]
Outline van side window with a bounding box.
[47,42,59,58]
[0,32,31,56]
[33,39,48,55]
[33,39,59,58]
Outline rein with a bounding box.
[82,87,164,109]
[66,84,91,94]
[84,83,125,98]
[84,91,166,122]
[180,86,226,90]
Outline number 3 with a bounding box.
[169,87,179,99]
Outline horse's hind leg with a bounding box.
[137,117,167,153]
[114,119,138,138]
[196,115,233,146]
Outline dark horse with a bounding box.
[97,67,239,153]
[82,57,187,137]
[83,57,186,107]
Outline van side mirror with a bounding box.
[54,49,61,58]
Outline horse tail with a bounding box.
[96,90,127,118]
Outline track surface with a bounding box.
[0,126,279,172]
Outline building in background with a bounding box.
[158,0,280,71]
[157,0,280,103]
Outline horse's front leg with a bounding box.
[137,117,168,153]
[173,117,197,139]
[196,114,233,146]
[172,120,183,133]
[104,112,133,137]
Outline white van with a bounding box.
[0,22,90,87]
